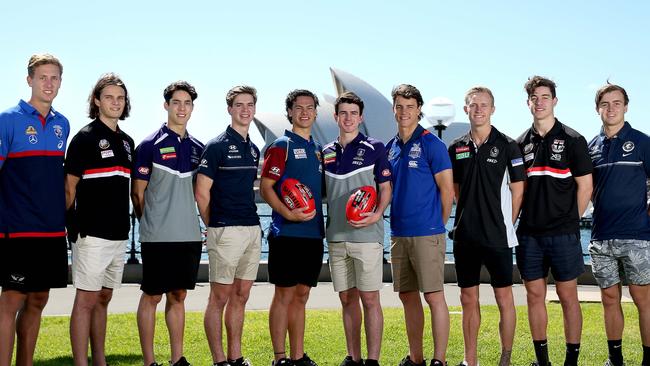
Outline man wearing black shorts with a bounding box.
[65,73,135,366]
[260,89,324,366]
[0,54,69,366]
[516,76,593,366]
[131,81,204,366]
[448,87,525,366]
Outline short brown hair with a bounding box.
[27,53,63,77]
[226,85,257,107]
[595,83,629,107]
[88,73,131,120]
[464,86,494,106]
[524,76,556,98]
[391,84,424,119]
[335,91,364,115]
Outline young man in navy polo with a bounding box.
[587,83,650,366]
[0,54,70,366]
[323,92,392,366]
[195,85,261,366]
[260,89,324,366]
[65,73,135,366]
[516,76,593,366]
[131,81,204,366]
[386,84,454,366]
[448,86,525,366]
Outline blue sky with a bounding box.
[1,0,648,147]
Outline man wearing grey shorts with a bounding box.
[587,83,650,366]
[323,92,392,366]
[195,86,261,366]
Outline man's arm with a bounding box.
[131,179,149,220]
[575,174,593,217]
[509,181,524,223]
[194,173,212,226]
[260,177,315,222]
[65,174,80,209]
[349,181,392,228]
[435,168,454,225]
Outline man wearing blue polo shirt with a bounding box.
[0,54,69,366]
[195,85,261,366]
[386,84,454,366]
[587,83,650,366]
[324,92,392,366]
[260,89,324,366]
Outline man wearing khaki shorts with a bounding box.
[385,84,454,366]
[323,92,392,366]
[195,86,261,366]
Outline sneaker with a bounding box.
[214,362,231,366]
[604,360,625,366]
[340,356,363,366]
[230,358,252,366]
[293,353,318,366]
[272,359,293,366]
[398,356,426,366]
[365,359,380,366]
[430,360,447,366]
[150,363,164,366]
[170,356,191,366]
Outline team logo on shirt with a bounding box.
[251,147,258,159]
[25,125,37,135]
[382,169,391,177]
[138,167,150,175]
[293,148,307,159]
[622,141,635,153]
[523,143,534,154]
[408,143,421,159]
[53,124,63,139]
[270,166,281,176]
[551,139,565,153]
[28,135,38,144]
[490,147,499,157]
[356,148,365,158]
[199,159,208,168]
[99,139,110,149]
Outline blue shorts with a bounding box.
[515,233,585,282]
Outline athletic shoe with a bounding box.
[603,360,625,366]
[170,356,191,366]
[293,353,318,366]
[230,358,252,366]
[365,359,380,366]
[213,362,231,366]
[398,356,426,366]
[150,363,164,366]
[272,358,293,366]
[430,360,447,366]
[340,356,363,366]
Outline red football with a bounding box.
[280,178,316,214]
[346,186,377,222]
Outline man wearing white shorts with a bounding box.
[323,92,392,366]
[195,86,261,366]
[65,73,135,366]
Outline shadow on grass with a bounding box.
[34,353,142,366]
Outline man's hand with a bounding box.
[348,211,382,228]
[285,206,317,222]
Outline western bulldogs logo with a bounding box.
[53,124,63,139]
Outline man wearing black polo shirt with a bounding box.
[516,76,593,366]
[65,73,135,366]
[448,86,525,366]
[195,86,261,366]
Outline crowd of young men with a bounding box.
[0,53,649,366]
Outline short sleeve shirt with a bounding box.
[387,124,452,237]
[132,124,204,242]
[448,126,526,247]
[65,119,135,240]
[323,132,392,244]
[260,130,324,239]
[516,119,593,236]
[197,126,260,227]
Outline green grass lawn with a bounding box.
[33,303,643,365]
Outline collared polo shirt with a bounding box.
[65,119,135,240]
[198,125,260,227]
[261,129,324,239]
[323,132,392,244]
[0,100,69,238]
[448,126,526,247]
[516,119,593,236]
[386,124,452,237]
[132,123,204,242]
[588,122,650,240]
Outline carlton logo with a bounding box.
[138,167,150,175]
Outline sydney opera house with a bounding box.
[252,67,469,149]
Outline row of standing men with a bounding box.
[0,54,649,366]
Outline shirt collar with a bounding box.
[599,121,631,140]
[284,129,313,144]
[162,123,188,140]
[226,125,249,143]
[19,99,59,120]
[396,124,425,146]
[531,118,562,138]
[335,132,366,149]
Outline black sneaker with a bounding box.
[230,358,252,366]
[365,359,380,366]
[340,356,363,366]
[293,353,318,366]
[272,359,293,366]
[214,362,231,366]
[430,360,447,366]
[529,363,552,366]
[398,356,426,366]
[150,363,164,366]
[170,356,191,366]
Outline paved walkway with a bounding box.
[43,283,628,316]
